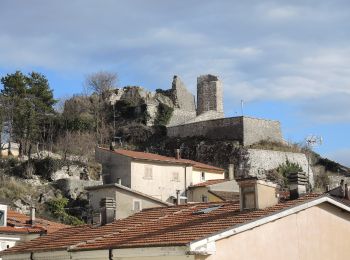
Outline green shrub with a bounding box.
[46,197,84,226]
[155,103,173,125]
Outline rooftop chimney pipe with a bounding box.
[175,149,181,160]
[176,190,181,205]
[228,164,234,180]
[30,206,35,226]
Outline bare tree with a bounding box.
[84,71,118,145]
[84,71,117,99]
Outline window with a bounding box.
[144,166,153,180]
[0,210,4,226]
[172,172,179,182]
[201,172,205,181]
[201,195,208,203]
[133,200,142,212]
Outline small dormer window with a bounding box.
[201,172,205,181]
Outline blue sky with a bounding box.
[1,0,350,166]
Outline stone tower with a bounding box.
[196,74,224,116]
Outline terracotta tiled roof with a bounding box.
[0,210,70,234]
[190,179,227,187]
[208,190,240,201]
[99,147,224,173]
[2,193,325,255]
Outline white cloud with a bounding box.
[265,6,299,20]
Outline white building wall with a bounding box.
[131,161,187,202]
[191,170,224,186]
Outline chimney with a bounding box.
[288,172,308,199]
[228,164,234,180]
[237,177,278,211]
[100,197,116,225]
[175,149,181,160]
[176,190,181,205]
[345,183,349,200]
[29,206,35,226]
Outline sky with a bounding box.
[0,0,350,166]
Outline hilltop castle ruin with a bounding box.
[166,74,283,146]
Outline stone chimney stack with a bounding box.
[237,177,278,211]
[175,149,181,160]
[288,172,308,199]
[100,197,116,225]
[228,164,234,180]
[29,206,36,226]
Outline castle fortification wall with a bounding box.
[243,117,283,146]
[247,148,314,186]
[167,116,283,146]
[167,117,244,141]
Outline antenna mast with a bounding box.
[305,135,323,191]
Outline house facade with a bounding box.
[96,147,225,203]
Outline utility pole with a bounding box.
[241,100,244,116]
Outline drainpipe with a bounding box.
[184,166,187,197]
[109,248,113,260]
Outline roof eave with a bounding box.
[188,195,350,254]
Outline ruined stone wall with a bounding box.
[171,75,196,111]
[247,149,314,187]
[197,74,224,116]
[243,117,283,146]
[167,116,283,146]
[167,109,196,127]
[167,117,244,141]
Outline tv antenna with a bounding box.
[305,135,323,191]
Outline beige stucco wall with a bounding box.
[88,187,166,219]
[131,161,187,202]
[188,187,222,203]
[191,170,224,186]
[255,182,278,209]
[198,203,350,260]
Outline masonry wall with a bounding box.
[243,117,283,146]
[247,149,314,186]
[197,75,223,116]
[167,117,244,141]
[167,116,283,146]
